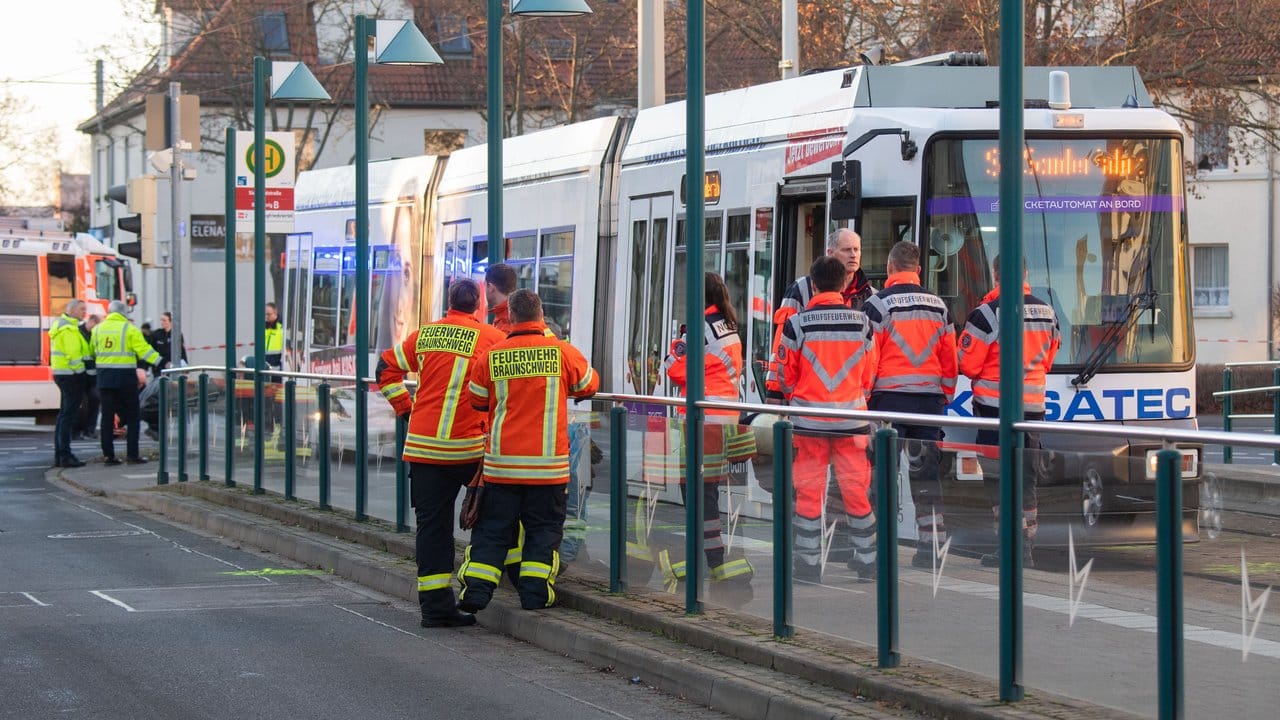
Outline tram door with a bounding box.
[623,195,674,396]
[672,211,754,399]
[282,233,314,370]
[774,183,829,306]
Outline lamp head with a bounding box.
[375,20,443,65]
[270,62,331,102]
[509,0,593,17]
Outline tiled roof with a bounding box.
[83,0,792,132]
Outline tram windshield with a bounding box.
[923,136,1191,371]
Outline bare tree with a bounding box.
[0,89,57,206]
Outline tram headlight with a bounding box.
[1145,448,1199,480]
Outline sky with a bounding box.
[1,0,157,202]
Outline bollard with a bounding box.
[771,419,794,639]
[157,377,170,485]
[284,380,296,501]
[874,427,900,668]
[177,375,188,482]
[224,368,236,487]
[395,414,408,533]
[609,405,628,593]
[1223,368,1233,464]
[198,373,210,480]
[1155,448,1185,720]
[317,382,331,510]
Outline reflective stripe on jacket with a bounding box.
[776,292,877,433]
[765,269,874,397]
[467,321,599,485]
[49,314,89,375]
[957,283,1061,413]
[663,307,742,422]
[863,271,957,399]
[376,310,506,464]
[91,312,160,371]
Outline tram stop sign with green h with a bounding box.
[234,130,295,233]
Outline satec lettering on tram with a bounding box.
[946,387,1193,421]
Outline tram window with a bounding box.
[627,219,649,393]
[310,273,338,347]
[541,230,573,257]
[539,259,574,339]
[750,208,774,391]
[505,233,537,260]
[858,202,913,289]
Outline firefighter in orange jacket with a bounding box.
[484,263,518,333]
[958,256,1060,568]
[765,228,874,400]
[376,279,505,628]
[863,240,958,568]
[776,256,879,581]
[458,289,599,612]
[660,272,755,589]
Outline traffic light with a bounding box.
[107,176,158,266]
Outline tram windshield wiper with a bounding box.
[1070,288,1158,387]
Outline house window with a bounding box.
[1193,245,1229,307]
[538,38,575,60]
[435,15,472,56]
[1195,120,1229,171]
[258,12,290,54]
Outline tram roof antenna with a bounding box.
[893,51,988,67]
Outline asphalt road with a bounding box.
[0,423,734,720]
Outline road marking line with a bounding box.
[122,473,152,479]
[20,593,49,607]
[902,572,1280,659]
[91,590,136,612]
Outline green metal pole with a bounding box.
[874,427,899,668]
[395,414,408,533]
[997,0,1026,702]
[222,127,235,486]
[177,375,188,482]
[486,0,503,271]
[252,55,266,496]
[354,15,371,522]
[609,405,628,593]
[317,382,331,510]
[157,377,169,485]
[224,127,236,488]
[198,372,209,480]
[1155,448,1185,720]
[1222,368,1233,464]
[771,419,794,639]
[1272,368,1279,465]
[284,379,296,501]
[683,0,707,618]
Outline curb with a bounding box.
[56,472,1139,720]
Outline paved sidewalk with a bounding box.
[51,461,1138,720]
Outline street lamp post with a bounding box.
[251,57,330,493]
[684,0,705,617]
[352,15,442,520]
[484,0,593,272]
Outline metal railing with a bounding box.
[1215,361,1280,464]
[157,373,1280,719]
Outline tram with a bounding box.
[287,58,1207,546]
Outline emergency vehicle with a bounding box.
[286,56,1209,546]
[0,220,135,419]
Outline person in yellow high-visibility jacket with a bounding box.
[50,299,89,468]
[92,301,161,465]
